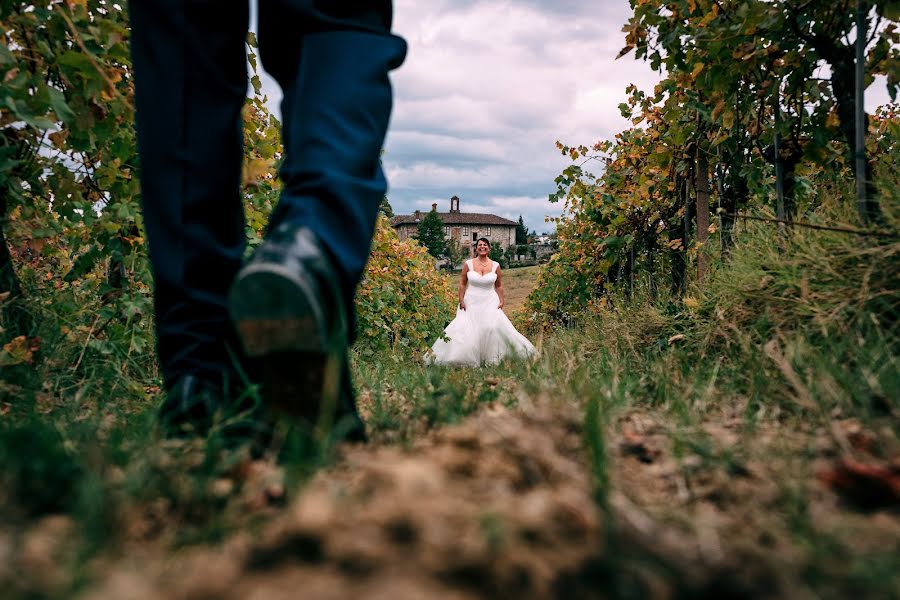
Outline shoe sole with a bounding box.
[229,263,343,430]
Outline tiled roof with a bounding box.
[391,212,518,227]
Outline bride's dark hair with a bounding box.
[475,237,491,247]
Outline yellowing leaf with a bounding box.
[711,100,725,122]
[48,130,68,148]
[0,336,33,366]
[722,110,735,130]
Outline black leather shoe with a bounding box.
[157,374,222,438]
[157,374,266,442]
[228,224,363,440]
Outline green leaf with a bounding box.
[4,96,54,130]
[0,146,22,175]
[0,43,14,66]
[48,87,76,123]
[876,0,900,21]
[57,51,95,76]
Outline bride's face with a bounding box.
[476,241,490,255]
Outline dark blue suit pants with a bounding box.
[128,0,406,388]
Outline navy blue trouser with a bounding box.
[128,0,406,388]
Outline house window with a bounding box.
[444,226,450,237]
[462,226,470,236]
[485,226,491,236]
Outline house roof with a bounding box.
[391,212,518,227]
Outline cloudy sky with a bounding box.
[383,0,661,233]
[256,1,893,234]
[254,1,659,233]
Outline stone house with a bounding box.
[390,196,518,255]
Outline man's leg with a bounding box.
[257,0,406,318]
[129,1,253,408]
[230,1,405,435]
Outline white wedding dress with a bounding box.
[428,259,536,366]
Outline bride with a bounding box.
[428,238,536,366]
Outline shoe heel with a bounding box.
[259,349,342,428]
[229,266,328,356]
[229,263,345,432]
[235,317,319,357]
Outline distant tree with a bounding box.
[516,244,530,258]
[379,196,394,218]
[515,215,528,244]
[489,241,506,265]
[446,239,468,267]
[417,210,446,258]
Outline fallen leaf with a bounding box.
[1,336,34,366]
[818,458,900,510]
[620,431,663,464]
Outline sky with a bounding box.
[255,1,895,234]
[382,0,661,234]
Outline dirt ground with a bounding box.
[77,401,604,600]
[6,397,898,599]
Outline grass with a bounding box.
[499,264,543,313]
[361,232,900,594]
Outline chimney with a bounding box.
[431,203,437,212]
[414,209,421,220]
[450,195,460,213]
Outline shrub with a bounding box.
[355,216,456,359]
[489,242,507,268]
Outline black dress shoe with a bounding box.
[157,374,222,438]
[228,224,364,440]
[157,374,267,442]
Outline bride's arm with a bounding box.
[495,266,505,309]
[458,262,468,310]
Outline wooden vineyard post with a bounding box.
[695,149,710,283]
